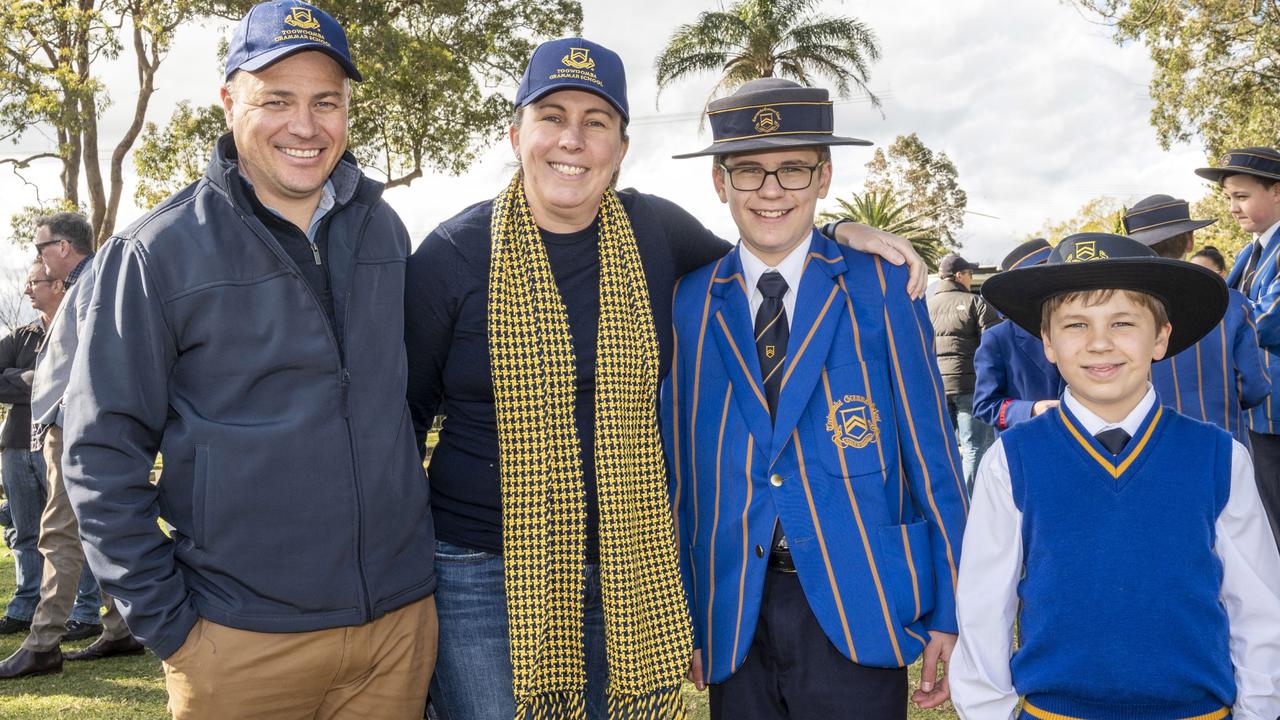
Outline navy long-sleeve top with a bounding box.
[405,190,730,560]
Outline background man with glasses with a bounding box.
[665,78,967,719]
[0,212,139,679]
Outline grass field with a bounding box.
[0,547,957,719]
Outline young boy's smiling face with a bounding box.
[1042,290,1171,423]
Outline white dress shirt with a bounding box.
[738,234,812,323]
[950,385,1280,720]
[1258,218,1280,251]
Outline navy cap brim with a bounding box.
[518,83,628,122]
[1128,218,1216,246]
[980,257,1227,357]
[672,133,871,160]
[231,44,363,82]
[1194,166,1280,183]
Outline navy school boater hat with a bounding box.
[1194,147,1280,184]
[1000,238,1052,271]
[1122,194,1215,246]
[981,233,1227,357]
[672,78,871,159]
[225,1,361,81]
[514,38,628,122]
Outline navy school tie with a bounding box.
[755,271,790,421]
[1094,428,1131,456]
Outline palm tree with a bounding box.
[817,190,946,272]
[654,0,882,109]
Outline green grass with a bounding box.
[0,547,957,719]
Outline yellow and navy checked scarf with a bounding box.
[488,172,692,720]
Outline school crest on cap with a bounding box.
[514,38,629,121]
[284,7,320,29]
[827,395,880,450]
[753,108,781,134]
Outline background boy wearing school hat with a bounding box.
[951,233,1280,720]
[972,239,1063,433]
[1123,194,1270,445]
[664,77,967,719]
[929,254,999,492]
[1197,147,1280,550]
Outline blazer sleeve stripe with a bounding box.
[730,435,754,673]
[822,369,900,666]
[1220,324,1229,429]
[1170,354,1183,412]
[793,432,860,661]
[705,386,732,680]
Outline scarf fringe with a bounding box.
[607,686,687,720]
[515,691,588,720]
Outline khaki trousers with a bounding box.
[25,425,130,651]
[163,594,437,720]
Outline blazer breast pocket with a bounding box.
[806,357,893,479]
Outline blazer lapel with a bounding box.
[708,249,774,454]
[769,231,848,463]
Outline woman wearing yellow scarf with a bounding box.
[405,38,925,720]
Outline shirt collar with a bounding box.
[739,234,812,302]
[64,254,93,287]
[239,175,336,241]
[1062,384,1156,437]
[1259,219,1280,249]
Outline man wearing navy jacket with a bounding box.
[664,78,967,720]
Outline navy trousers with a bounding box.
[709,568,908,720]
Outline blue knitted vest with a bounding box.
[1002,402,1236,720]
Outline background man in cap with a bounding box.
[973,239,1063,434]
[1123,194,1269,445]
[60,2,436,717]
[929,252,999,490]
[1197,147,1280,549]
[666,77,967,719]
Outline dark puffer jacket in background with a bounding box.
[928,278,999,395]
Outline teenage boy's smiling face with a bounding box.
[713,147,832,265]
[1042,291,1171,423]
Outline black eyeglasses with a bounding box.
[718,161,826,192]
[33,239,61,253]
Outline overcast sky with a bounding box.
[0,0,1214,276]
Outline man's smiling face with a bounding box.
[713,147,832,266]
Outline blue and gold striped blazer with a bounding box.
[661,230,968,683]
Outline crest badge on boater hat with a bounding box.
[981,233,1227,357]
[672,78,871,159]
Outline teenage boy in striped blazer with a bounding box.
[952,233,1280,720]
[663,78,968,720]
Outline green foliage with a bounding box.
[136,0,583,194]
[133,102,225,209]
[1036,196,1127,244]
[818,189,945,271]
[653,0,881,108]
[1071,1,1280,159]
[863,133,968,248]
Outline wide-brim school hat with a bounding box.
[672,78,871,159]
[1194,147,1280,183]
[225,1,362,81]
[1122,194,1215,246]
[981,233,1227,357]
[999,238,1052,271]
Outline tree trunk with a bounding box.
[102,11,159,245]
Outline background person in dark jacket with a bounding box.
[60,2,436,717]
[928,253,999,490]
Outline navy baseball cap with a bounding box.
[514,38,628,122]
[225,1,362,82]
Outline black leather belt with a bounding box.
[767,547,796,573]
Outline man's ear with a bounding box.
[712,161,728,204]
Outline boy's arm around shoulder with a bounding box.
[949,438,1022,720]
[1217,440,1280,720]
[62,237,192,660]
[874,256,968,632]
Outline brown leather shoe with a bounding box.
[0,646,63,679]
[64,634,145,662]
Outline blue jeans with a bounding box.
[947,392,994,495]
[0,447,104,624]
[428,540,607,720]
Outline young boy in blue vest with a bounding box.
[663,78,968,720]
[951,233,1280,720]
[1197,148,1280,550]
[1122,194,1270,445]
[973,239,1063,433]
